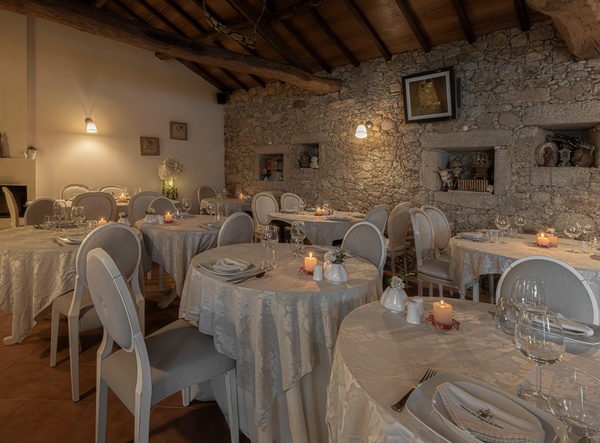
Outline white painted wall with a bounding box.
[0,11,224,214]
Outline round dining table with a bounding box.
[200,197,252,216]
[448,233,600,304]
[326,298,599,442]
[179,242,379,443]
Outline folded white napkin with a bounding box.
[212,258,250,273]
[435,382,544,443]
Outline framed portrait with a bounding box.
[170,121,188,141]
[402,67,457,123]
[140,136,160,156]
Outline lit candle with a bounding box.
[315,207,323,216]
[97,218,107,226]
[304,253,317,273]
[548,234,558,247]
[433,300,453,325]
[536,232,549,247]
[164,212,173,223]
[118,193,127,202]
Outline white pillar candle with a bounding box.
[304,253,317,273]
[433,300,453,325]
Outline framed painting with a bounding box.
[170,121,188,140]
[402,67,457,123]
[140,136,160,156]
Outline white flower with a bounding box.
[145,208,155,215]
[389,276,406,290]
[119,212,127,218]
[158,157,184,180]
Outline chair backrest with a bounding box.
[97,184,126,196]
[197,186,217,207]
[148,197,176,216]
[422,205,452,251]
[217,212,254,246]
[24,198,56,226]
[364,204,389,234]
[72,191,118,222]
[128,191,160,224]
[410,207,436,267]
[387,202,411,249]
[2,186,21,228]
[60,183,91,200]
[496,256,600,325]
[280,193,300,211]
[86,248,141,353]
[342,221,386,295]
[252,192,279,230]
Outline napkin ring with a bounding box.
[299,266,314,275]
[426,314,460,331]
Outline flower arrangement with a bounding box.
[119,212,128,218]
[388,273,416,290]
[332,251,345,264]
[145,207,155,215]
[545,227,556,235]
[158,157,183,180]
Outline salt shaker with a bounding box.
[313,264,323,281]
[406,301,422,324]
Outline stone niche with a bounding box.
[420,130,511,208]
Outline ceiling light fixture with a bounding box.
[355,121,372,139]
[85,118,97,133]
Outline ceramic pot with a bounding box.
[118,217,131,226]
[380,287,408,313]
[324,263,348,284]
[144,214,155,224]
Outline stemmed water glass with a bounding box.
[514,214,526,238]
[181,198,192,218]
[582,222,594,242]
[514,308,565,409]
[511,275,548,311]
[222,187,229,198]
[564,222,582,253]
[296,198,306,214]
[71,206,86,234]
[548,365,600,441]
[290,221,306,257]
[52,201,66,231]
[206,202,216,220]
[494,215,510,244]
[261,225,279,271]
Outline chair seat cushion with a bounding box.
[102,319,235,412]
[418,260,452,280]
[53,289,103,332]
[386,237,408,254]
[437,251,450,262]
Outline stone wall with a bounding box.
[224,20,600,236]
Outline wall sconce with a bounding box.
[355,121,372,139]
[85,118,98,133]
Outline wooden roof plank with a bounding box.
[309,8,361,67]
[342,0,392,61]
[449,0,476,43]
[392,0,432,52]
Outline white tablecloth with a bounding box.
[267,211,363,246]
[201,197,252,216]
[136,215,219,295]
[0,226,79,343]
[449,234,600,304]
[180,242,379,442]
[326,299,600,442]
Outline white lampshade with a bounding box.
[85,118,97,133]
[355,124,367,138]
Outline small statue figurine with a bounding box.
[571,143,595,167]
[448,159,464,180]
[310,156,319,169]
[298,151,310,168]
[543,146,557,167]
[438,168,455,191]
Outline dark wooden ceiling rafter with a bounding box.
[266,0,332,22]
[342,0,392,61]
[513,0,531,32]
[449,0,476,44]
[392,0,432,53]
[309,8,360,67]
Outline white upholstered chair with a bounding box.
[496,256,599,325]
[147,196,176,215]
[2,186,21,228]
[60,183,91,200]
[386,202,411,276]
[72,192,118,222]
[364,204,389,234]
[252,191,279,241]
[97,184,126,196]
[342,221,386,295]
[50,223,145,402]
[24,197,56,226]
[197,186,217,213]
[127,191,160,225]
[280,192,301,211]
[217,212,254,247]
[86,248,239,443]
[410,207,479,300]
[421,205,452,261]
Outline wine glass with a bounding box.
[181,198,192,217]
[494,215,510,244]
[582,222,594,241]
[261,225,279,271]
[222,187,229,198]
[296,198,306,214]
[71,206,86,234]
[514,308,565,409]
[564,222,582,253]
[290,221,306,257]
[206,202,216,220]
[511,275,548,311]
[549,365,600,440]
[514,214,526,238]
[52,201,65,230]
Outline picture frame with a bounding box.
[170,121,188,141]
[140,136,160,156]
[402,67,457,123]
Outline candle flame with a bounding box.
[441,300,445,306]
[309,252,313,258]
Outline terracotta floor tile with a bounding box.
[0,399,26,427]
[0,362,59,399]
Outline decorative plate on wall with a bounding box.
[535,142,559,167]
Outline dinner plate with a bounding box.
[199,260,256,276]
[58,234,86,245]
[280,209,297,214]
[326,216,352,222]
[406,371,567,443]
[458,232,484,240]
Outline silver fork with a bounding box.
[391,368,437,412]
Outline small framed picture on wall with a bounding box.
[140,136,160,156]
[170,121,188,140]
[402,67,457,123]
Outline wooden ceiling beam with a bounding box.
[177,59,233,93]
[309,8,360,67]
[267,0,332,22]
[0,0,340,93]
[392,0,432,53]
[514,0,531,32]
[225,0,310,71]
[342,0,391,61]
[449,0,476,43]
